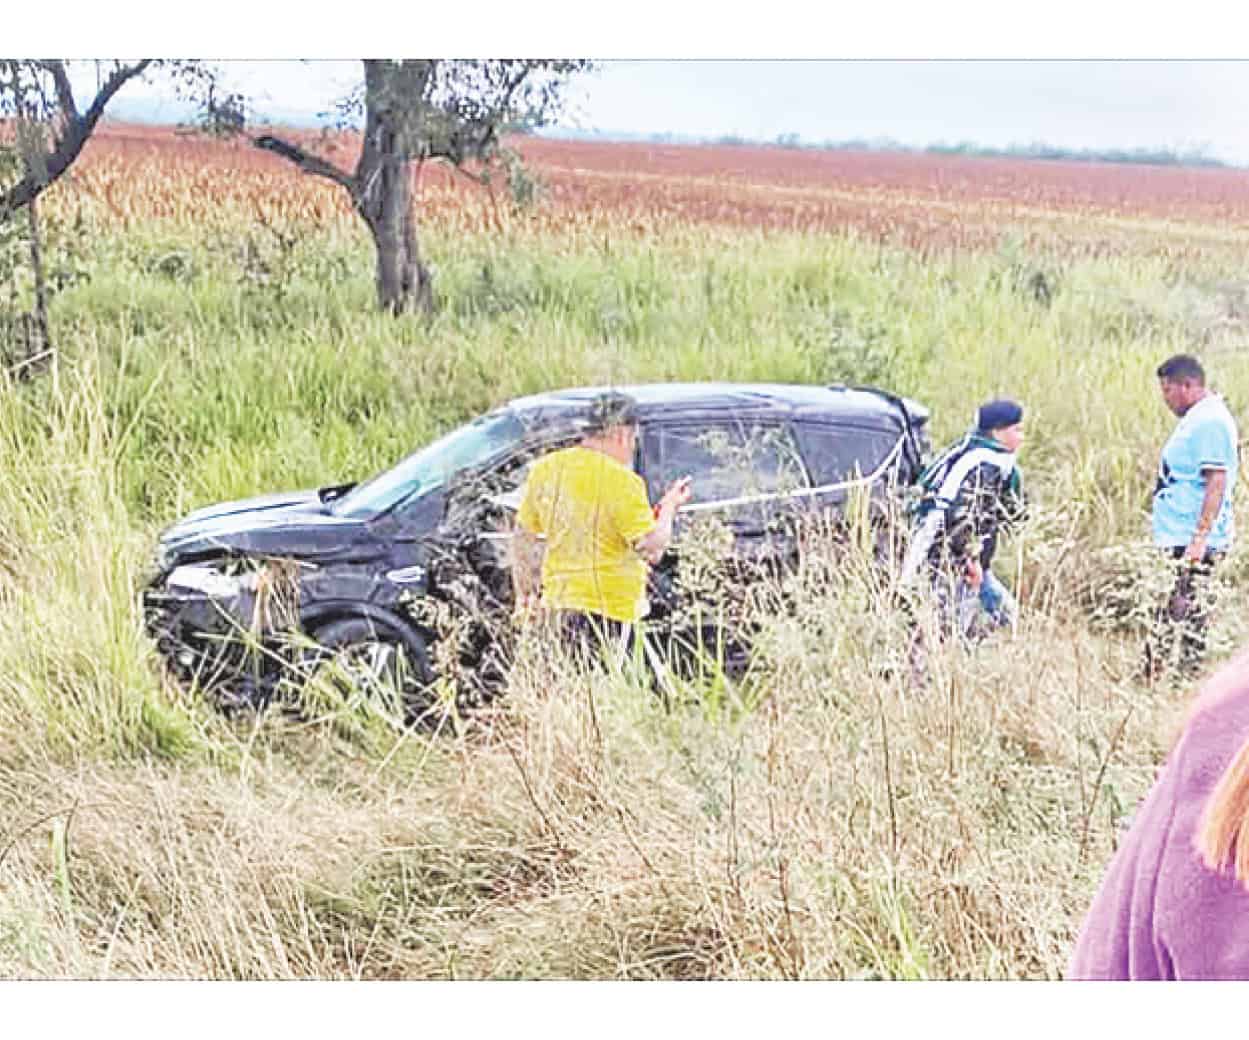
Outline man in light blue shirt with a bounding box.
[1147,354,1239,678]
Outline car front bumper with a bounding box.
[143,566,264,692]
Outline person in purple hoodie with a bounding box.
[1069,642,1249,979]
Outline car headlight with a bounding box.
[166,564,245,599]
[153,541,176,577]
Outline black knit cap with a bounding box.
[586,391,639,433]
[976,398,1024,432]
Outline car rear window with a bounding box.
[642,422,809,505]
[794,423,902,486]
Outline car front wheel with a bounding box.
[296,615,440,727]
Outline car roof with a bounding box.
[506,382,927,428]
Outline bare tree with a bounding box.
[0,59,592,318]
[0,60,241,371]
[0,60,174,370]
[252,59,592,315]
[0,60,156,220]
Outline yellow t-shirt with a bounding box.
[516,446,657,623]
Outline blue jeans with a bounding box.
[978,569,1018,629]
[933,568,1017,641]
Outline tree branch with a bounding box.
[81,60,153,126]
[41,60,78,122]
[252,133,357,195]
[498,64,530,113]
[0,59,152,219]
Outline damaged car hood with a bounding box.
[176,483,354,526]
[157,487,376,566]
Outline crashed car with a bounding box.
[144,382,930,719]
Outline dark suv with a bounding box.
[144,383,930,717]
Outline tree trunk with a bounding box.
[26,193,51,360]
[355,61,435,316]
[356,154,433,315]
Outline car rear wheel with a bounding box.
[297,616,441,727]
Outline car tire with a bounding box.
[298,615,440,727]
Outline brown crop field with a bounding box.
[57,121,1249,263]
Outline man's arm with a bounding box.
[634,476,692,565]
[1000,468,1027,528]
[1186,467,1228,564]
[945,465,1005,588]
[512,524,545,607]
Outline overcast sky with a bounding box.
[29,2,1249,165]
[572,60,1249,161]
[184,59,1249,165]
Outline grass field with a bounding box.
[2,123,1249,978]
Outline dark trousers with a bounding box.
[554,610,676,703]
[555,610,636,670]
[1145,547,1222,679]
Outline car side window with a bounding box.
[794,423,902,486]
[642,421,810,505]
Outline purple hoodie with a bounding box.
[1069,647,1249,979]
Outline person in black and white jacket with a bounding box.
[901,398,1027,640]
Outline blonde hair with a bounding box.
[1197,738,1249,885]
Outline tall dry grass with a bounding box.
[0,531,1194,978]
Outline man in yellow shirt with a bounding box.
[513,391,692,661]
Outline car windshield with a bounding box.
[333,410,526,518]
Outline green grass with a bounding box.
[46,222,1245,530]
[0,206,1246,977]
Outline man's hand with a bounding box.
[635,476,693,565]
[1187,468,1226,565]
[660,475,693,512]
[1184,533,1209,566]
